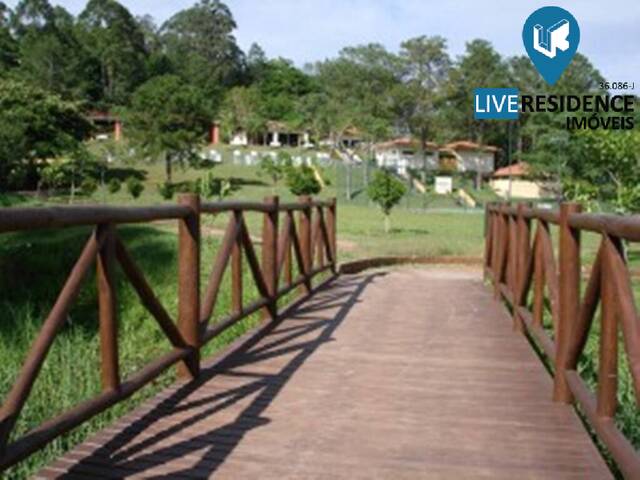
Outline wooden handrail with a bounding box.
[484,201,640,478]
[0,195,338,472]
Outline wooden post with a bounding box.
[262,196,279,320]
[483,205,492,280]
[597,236,618,417]
[327,197,337,272]
[554,202,582,403]
[178,193,200,380]
[299,195,312,294]
[97,223,120,391]
[232,211,243,315]
[513,203,530,332]
[532,221,544,327]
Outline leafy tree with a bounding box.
[314,43,400,145]
[256,58,315,124]
[286,164,322,196]
[124,74,213,182]
[10,0,99,100]
[446,40,509,145]
[395,36,451,164]
[0,79,91,190]
[39,146,98,202]
[258,152,291,191]
[220,85,264,142]
[161,0,243,103]
[367,169,407,233]
[78,0,148,105]
[0,2,18,71]
[568,129,640,212]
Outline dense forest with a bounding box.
[0,0,638,210]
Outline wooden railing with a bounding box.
[0,195,337,471]
[485,202,640,478]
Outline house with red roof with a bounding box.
[490,162,558,199]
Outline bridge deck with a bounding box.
[38,268,611,479]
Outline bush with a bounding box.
[286,165,322,196]
[126,177,145,199]
[367,169,407,233]
[80,177,98,197]
[107,178,121,194]
[157,181,174,200]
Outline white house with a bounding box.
[440,141,497,175]
[374,138,440,175]
[375,139,498,181]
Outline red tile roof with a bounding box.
[444,141,499,153]
[493,162,530,178]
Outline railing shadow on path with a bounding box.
[64,272,385,478]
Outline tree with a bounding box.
[0,79,91,190]
[286,164,322,196]
[396,36,451,176]
[367,169,407,233]
[567,129,640,212]
[446,40,509,143]
[220,86,264,142]
[256,58,315,124]
[259,152,290,191]
[314,43,400,145]
[40,145,98,202]
[161,0,243,104]
[78,0,148,105]
[10,0,99,100]
[0,2,18,71]
[124,74,213,182]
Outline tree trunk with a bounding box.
[165,152,173,182]
[384,214,390,234]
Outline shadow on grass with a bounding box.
[388,227,431,235]
[106,168,148,182]
[0,225,178,339]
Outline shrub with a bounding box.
[126,177,145,199]
[157,181,174,200]
[286,165,321,196]
[107,178,122,194]
[367,169,407,233]
[80,177,98,197]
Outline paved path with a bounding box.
[38,268,611,479]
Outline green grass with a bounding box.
[2,158,639,477]
[0,222,268,478]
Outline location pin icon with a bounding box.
[522,6,580,85]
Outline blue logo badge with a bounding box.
[474,88,520,120]
[522,6,580,85]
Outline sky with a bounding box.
[6,0,640,92]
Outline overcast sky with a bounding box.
[6,0,640,92]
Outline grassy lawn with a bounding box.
[0,222,275,478]
[1,158,639,477]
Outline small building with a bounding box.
[375,138,499,178]
[229,121,312,148]
[374,138,439,175]
[87,110,122,142]
[441,141,497,176]
[490,162,557,199]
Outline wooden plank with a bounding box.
[34,268,612,480]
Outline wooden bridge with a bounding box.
[0,198,638,478]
